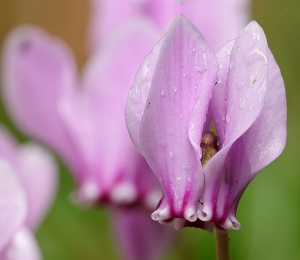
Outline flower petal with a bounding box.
[125,35,164,153]
[88,0,136,52]
[210,40,235,146]
[70,18,161,206]
[88,0,180,52]
[243,50,287,174]
[0,228,41,260]
[223,21,269,147]
[182,0,250,50]
[0,126,57,229]
[18,143,57,229]
[0,159,27,252]
[111,207,175,260]
[201,21,281,230]
[2,25,79,174]
[199,138,251,230]
[139,15,217,221]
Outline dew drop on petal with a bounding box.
[225,113,230,122]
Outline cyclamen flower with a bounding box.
[2,21,161,208]
[125,15,287,230]
[88,0,250,52]
[0,126,57,259]
[2,21,175,259]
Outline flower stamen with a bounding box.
[200,131,219,168]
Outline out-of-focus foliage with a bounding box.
[0,0,299,259]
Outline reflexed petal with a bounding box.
[18,143,57,229]
[139,15,217,221]
[88,0,136,51]
[0,126,19,167]
[88,0,180,52]
[70,18,160,204]
[201,21,279,230]
[0,126,57,229]
[182,0,250,50]
[88,0,250,52]
[111,207,175,260]
[2,26,79,174]
[223,21,269,147]
[0,228,41,260]
[200,138,251,230]
[125,35,164,152]
[0,160,27,252]
[210,40,235,145]
[244,50,287,174]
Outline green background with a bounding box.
[0,0,299,259]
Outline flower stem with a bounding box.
[215,230,230,260]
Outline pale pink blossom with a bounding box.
[2,21,175,259]
[0,126,57,259]
[125,15,287,230]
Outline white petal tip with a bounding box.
[151,208,170,221]
[71,180,100,206]
[184,207,197,222]
[197,207,212,222]
[110,182,137,205]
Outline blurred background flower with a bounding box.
[0,126,57,259]
[0,0,299,259]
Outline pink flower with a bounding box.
[2,22,162,208]
[0,126,57,259]
[125,15,287,230]
[1,20,175,259]
[88,0,250,52]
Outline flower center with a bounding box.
[200,131,219,168]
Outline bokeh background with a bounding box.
[0,0,299,259]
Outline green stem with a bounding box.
[215,230,230,260]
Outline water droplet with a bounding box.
[169,151,174,159]
[219,63,223,68]
[225,113,230,122]
[182,71,186,77]
[192,46,196,52]
[218,78,222,84]
[173,86,177,92]
[161,89,164,96]
[180,113,183,119]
